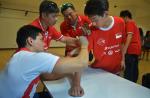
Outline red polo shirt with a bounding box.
[88,16,125,73]
[31,18,63,50]
[60,15,91,54]
[125,20,141,55]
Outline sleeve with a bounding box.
[126,21,135,34]
[28,52,60,73]
[49,26,63,41]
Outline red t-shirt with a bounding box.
[60,15,91,54]
[31,18,63,50]
[125,20,141,55]
[88,16,125,73]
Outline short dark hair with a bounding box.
[84,0,109,16]
[39,0,59,16]
[60,3,75,14]
[16,25,42,48]
[120,10,132,19]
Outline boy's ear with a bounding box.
[26,37,33,46]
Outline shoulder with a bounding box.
[79,15,89,19]
[31,18,39,27]
[126,20,136,25]
[60,21,67,28]
[16,51,59,61]
[113,16,125,24]
[48,26,57,32]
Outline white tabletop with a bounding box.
[43,68,150,98]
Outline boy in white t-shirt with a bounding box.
[0,25,88,98]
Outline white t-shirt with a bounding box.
[0,50,59,98]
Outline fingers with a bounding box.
[69,48,80,57]
[121,60,126,71]
[81,26,91,36]
[79,36,88,46]
[68,86,84,97]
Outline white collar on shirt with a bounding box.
[99,16,114,31]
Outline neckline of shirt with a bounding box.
[99,16,114,31]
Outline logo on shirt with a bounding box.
[115,33,122,39]
[107,50,113,55]
[97,38,106,46]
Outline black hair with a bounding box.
[120,10,132,19]
[84,0,109,16]
[145,31,150,38]
[139,27,144,37]
[16,25,42,48]
[60,3,75,14]
[39,0,59,16]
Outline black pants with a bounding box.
[124,54,139,82]
[33,92,52,98]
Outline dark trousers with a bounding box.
[124,54,139,82]
[33,92,52,98]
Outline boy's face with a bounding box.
[62,8,77,23]
[88,15,105,27]
[42,13,59,26]
[31,33,44,52]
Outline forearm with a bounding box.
[53,47,88,74]
[72,72,81,86]
[40,73,65,80]
[122,34,133,55]
[60,36,79,46]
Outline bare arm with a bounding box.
[53,36,88,74]
[68,72,84,97]
[121,33,133,69]
[122,33,133,55]
[59,36,80,47]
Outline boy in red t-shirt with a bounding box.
[84,0,125,73]
[120,10,141,82]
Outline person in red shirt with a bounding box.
[31,0,79,50]
[120,10,141,82]
[30,0,83,92]
[60,3,91,56]
[60,3,92,97]
[84,0,125,73]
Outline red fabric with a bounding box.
[31,18,63,50]
[15,48,40,98]
[15,48,30,53]
[88,17,125,73]
[125,20,141,55]
[22,76,40,98]
[60,15,91,54]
